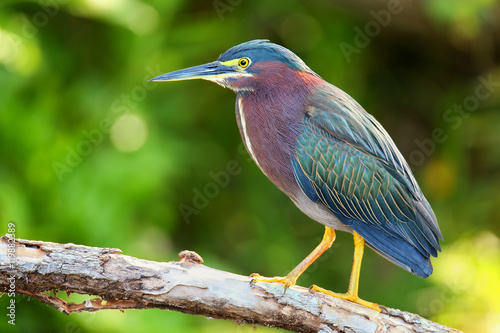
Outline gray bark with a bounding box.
[0,235,461,333]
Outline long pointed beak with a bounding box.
[149,61,235,82]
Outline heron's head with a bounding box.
[150,39,318,92]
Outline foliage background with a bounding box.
[1,0,500,332]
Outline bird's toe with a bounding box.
[310,284,381,312]
[249,274,297,290]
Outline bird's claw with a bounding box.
[310,284,381,312]
[249,273,297,290]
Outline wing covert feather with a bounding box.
[293,110,442,277]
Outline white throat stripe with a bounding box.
[237,98,262,169]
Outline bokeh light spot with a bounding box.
[0,26,41,74]
[110,114,148,153]
[80,0,159,35]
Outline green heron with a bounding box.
[150,40,443,311]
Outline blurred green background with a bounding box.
[1,0,500,332]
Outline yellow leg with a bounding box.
[251,226,336,289]
[311,231,381,311]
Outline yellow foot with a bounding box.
[311,285,381,312]
[250,273,297,290]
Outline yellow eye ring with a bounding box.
[238,58,250,68]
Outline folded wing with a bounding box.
[292,86,443,277]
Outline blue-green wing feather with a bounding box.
[293,87,442,277]
[306,88,421,199]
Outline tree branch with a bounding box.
[0,235,460,333]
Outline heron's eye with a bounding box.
[238,58,250,68]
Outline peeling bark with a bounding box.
[0,235,460,333]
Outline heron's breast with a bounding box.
[235,95,302,198]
